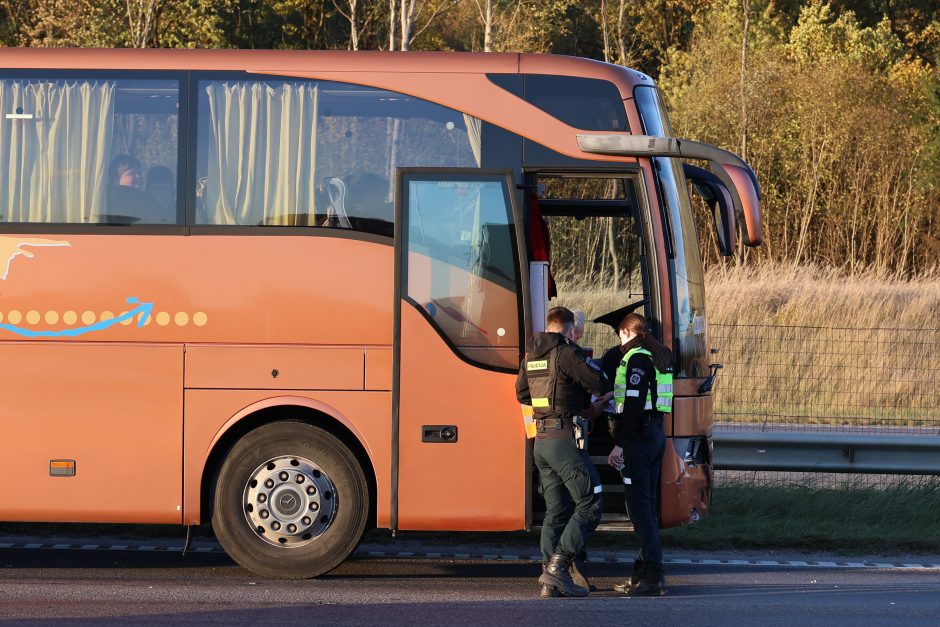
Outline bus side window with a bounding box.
[196,79,320,227]
[0,76,180,225]
[194,76,479,238]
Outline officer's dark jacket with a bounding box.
[516,332,611,422]
[599,344,624,384]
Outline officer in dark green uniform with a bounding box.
[516,306,612,598]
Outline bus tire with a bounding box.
[211,420,369,579]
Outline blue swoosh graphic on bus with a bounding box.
[0,297,154,338]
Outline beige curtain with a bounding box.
[462,116,486,330]
[462,183,487,342]
[204,81,319,225]
[463,113,482,167]
[0,80,114,223]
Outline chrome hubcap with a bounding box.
[243,455,337,547]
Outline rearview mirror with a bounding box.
[683,163,735,256]
[720,163,762,247]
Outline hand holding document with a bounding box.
[592,391,615,413]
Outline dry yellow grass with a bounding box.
[556,264,940,428]
[705,264,940,330]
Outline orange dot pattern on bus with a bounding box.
[0,310,209,328]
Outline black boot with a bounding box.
[630,562,667,596]
[539,564,559,598]
[570,552,596,592]
[613,559,648,593]
[538,552,589,597]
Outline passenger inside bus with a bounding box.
[145,165,176,218]
[103,154,170,225]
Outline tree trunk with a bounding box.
[607,216,620,290]
[389,0,396,50]
[334,0,361,50]
[350,0,359,50]
[400,0,415,51]
[483,0,492,52]
[616,0,626,65]
[127,0,160,48]
[740,0,750,161]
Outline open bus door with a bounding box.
[524,170,653,528]
[392,169,528,532]
[524,158,756,529]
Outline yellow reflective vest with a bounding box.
[614,346,673,414]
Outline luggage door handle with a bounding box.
[422,425,458,443]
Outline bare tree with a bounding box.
[399,0,463,51]
[615,0,628,64]
[127,0,160,48]
[334,0,383,50]
[598,0,639,67]
[599,1,622,287]
[471,0,493,51]
[334,0,361,49]
[399,0,418,51]
[740,0,750,162]
[389,0,396,49]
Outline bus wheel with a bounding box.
[212,421,369,579]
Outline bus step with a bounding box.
[532,513,633,532]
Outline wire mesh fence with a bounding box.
[711,322,940,487]
[710,322,940,435]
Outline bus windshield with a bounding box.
[634,86,709,378]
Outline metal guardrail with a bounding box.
[712,431,940,475]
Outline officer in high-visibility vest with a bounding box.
[516,306,612,598]
[595,307,673,596]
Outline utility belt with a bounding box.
[535,415,590,450]
[534,417,572,433]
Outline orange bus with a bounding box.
[0,49,761,578]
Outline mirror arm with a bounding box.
[577,134,762,247]
[576,134,760,199]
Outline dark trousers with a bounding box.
[623,417,665,566]
[534,435,602,562]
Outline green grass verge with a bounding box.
[377,482,940,556]
[659,481,940,554]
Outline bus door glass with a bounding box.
[393,169,526,531]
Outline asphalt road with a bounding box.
[1,545,939,626]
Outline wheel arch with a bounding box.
[199,398,378,529]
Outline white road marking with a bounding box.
[1,538,938,570]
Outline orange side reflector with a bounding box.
[520,404,536,439]
[49,459,76,477]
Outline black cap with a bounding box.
[592,300,649,331]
